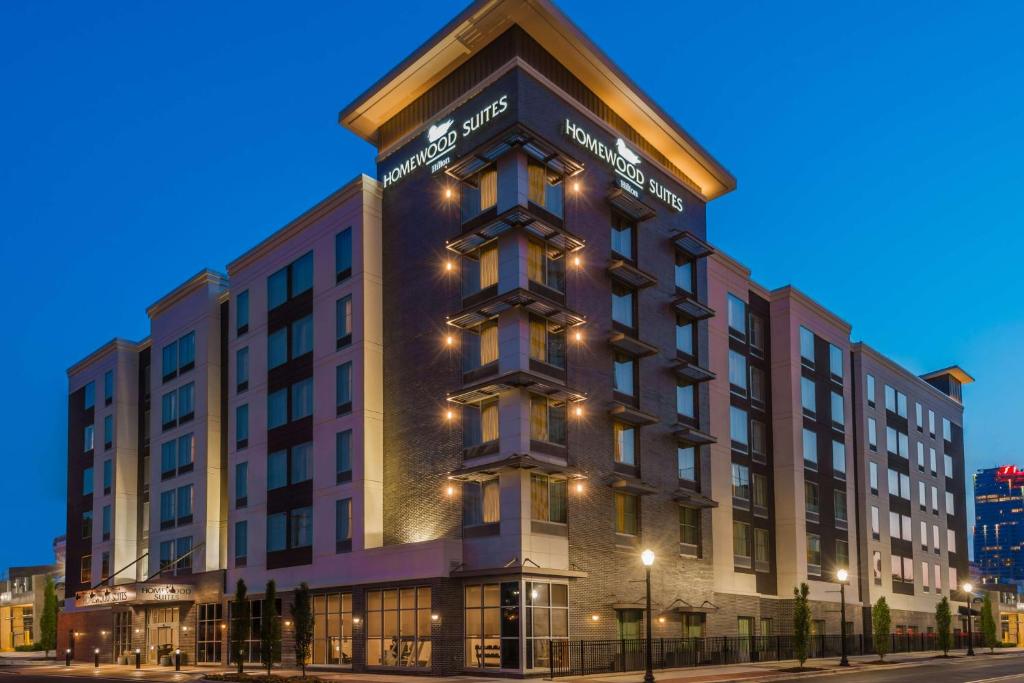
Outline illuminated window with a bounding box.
[461,166,497,220]
[612,421,636,466]
[530,397,565,445]
[528,160,564,217]
[530,474,566,524]
[526,240,566,292]
[614,493,638,535]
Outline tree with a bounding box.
[231,580,250,674]
[291,583,314,677]
[261,580,281,675]
[935,597,953,656]
[872,596,891,661]
[981,592,998,653]
[39,576,57,657]
[792,583,811,669]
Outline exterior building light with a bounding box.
[591,614,600,621]
[574,330,582,342]
[445,260,454,272]
[445,188,452,199]
[430,614,440,622]
[641,549,655,567]
[575,481,585,494]
[445,409,454,421]
[573,255,582,267]
[352,616,362,625]
[445,335,454,346]
[836,568,849,583]
[181,626,188,632]
[284,620,292,627]
[572,180,580,193]
[446,484,455,496]
[658,617,666,624]
[574,406,583,417]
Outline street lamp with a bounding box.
[963,583,975,656]
[836,569,850,667]
[641,549,655,683]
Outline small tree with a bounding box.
[792,582,811,669]
[231,579,250,674]
[935,597,952,656]
[261,580,281,675]
[981,592,998,653]
[873,596,891,661]
[291,583,314,677]
[39,576,57,657]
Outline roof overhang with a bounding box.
[920,365,975,385]
[337,0,735,200]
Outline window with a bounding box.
[799,326,815,363]
[834,491,847,526]
[900,473,911,499]
[836,538,849,569]
[80,555,91,584]
[462,243,498,296]
[268,329,287,369]
[235,462,248,508]
[935,564,942,593]
[754,528,770,571]
[160,490,175,527]
[832,440,846,477]
[728,295,746,336]
[917,442,925,471]
[611,284,635,329]
[613,353,636,396]
[84,381,95,409]
[102,458,112,494]
[526,239,566,292]
[750,420,766,461]
[101,501,110,540]
[733,522,751,566]
[948,528,956,552]
[236,290,250,335]
[931,485,939,513]
[930,448,937,475]
[679,507,700,551]
[530,474,567,524]
[829,344,843,378]
[868,417,877,449]
[527,160,563,216]
[336,363,352,413]
[730,406,749,448]
[161,440,177,476]
[942,418,952,441]
[804,481,819,518]
[732,463,750,503]
[268,251,313,309]
[268,379,313,428]
[336,430,352,483]
[82,510,92,539]
[920,520,928,548]
[336,498,353,552]
[929,410,936,435]
[918,481,927,509]
[749,366,765,403]
[84,424,94,452]
[162,332,195,380]
[915,402,923,429]
[946,491,955,515]
[871,506,880,539]
[889,512,900,539]
[869,462,878,494]
[83,466,93,495]
[267,506,313,552]
[802,428,818,468]
[310,592,354,665]
[463,478,501,527]
[236,348,249,392]
[675,319,694,356]
[749,314,765,352]
[613,422,636,466]
[464,582,519,670]
[530,397,566,445]
[336,228,352,282]
[267,442,312,490]
[752,473,768,511]
[887,468,898,496]
[801,377,815,414]
[236,404,249,448]
[464,401,499,447]
[269,317,313,367]
[104,370,113,404]
[885,385,896,412]
[610,215,634,260]
[676,383,695,419]
[180,434,196,475]
[806,534,821,574]
[674,258,694,293]
[944,453,953,478]
[831,392,844,426]
[729,350,747,391]
[292,315,314,358]
[677,447,697,482]
[177,484,194,524]
[336,295,353,347]
[866,374,876,406]
[178,383,194,422]
[933,524,940,552]
[614,493,638,535]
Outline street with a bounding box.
[773,653,1024,682]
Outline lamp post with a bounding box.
[836,569,850,667]
[65,648,71,667]
[963,583,975,656]
[93,648,100,668]
[135,648,141,669]
[641,549,655,683]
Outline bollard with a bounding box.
[135,648,141,669]
[65,648,71,667]
[94,648,100,668]
[174,648,181,671]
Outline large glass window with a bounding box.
[613,354,635,396]
[527,160,564,217]
[729,350,747,391]
[731,463,750,502]
[268,251,313,309]
[677,447,697,482]
[612,422,636,466]
[727,295,746,335]
[292,315,314,357]
[336,363,352,412]
[236,290,250,334]
[799,326,815,363]
[529,397,565,446]
[802,428,818,468]
[829,344,843,378]
[730,406,748,447]
[366,587,432,667]
[336,295,353,347]
[832,440,846,476]
[529,318,566,369]
[336,430,352,482]
[336,228,353,282]
[465,583,519,670]
[801,377,816,414]
[614,493,638,535]
[526,240,566,293]
[611,284,635,329]
[525,582,569,670]
[461,166,497,220]
[680,507,701,551]
[462,243,498,296]
[83,381,95,409]
[831,391,844,426]
[464,478,501,526]
[266,507,312,552]
[733,522,751,566]
[610,215,634,260]
[465,401,499,447]
[676,383,695,419]
[267,442,312,490]
[530,474,567,524]
[197,603,223,664]
[311,593,353,665]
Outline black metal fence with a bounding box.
[549,632,985,677]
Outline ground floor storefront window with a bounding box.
[197,603,223,663]
[312,593,353,665]
[112,611,132,661]
[228,599,266,664]
[366,587,431,667]
[464,582,519,669]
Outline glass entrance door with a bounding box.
[146,607,179,664]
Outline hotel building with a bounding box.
[60,0,973,673]
[974,465,1024,587]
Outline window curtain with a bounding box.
[530,397,547,441]
[527,240,544,283]
[529,319,546,361]
[479,245,498,289]
[482,479,500,524]
[479,168,497,210]
[528,162,546,206]
[481,402,499,443]
[531,474,549,521]
[479,323,498,365]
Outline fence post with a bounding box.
[550,641,555,679]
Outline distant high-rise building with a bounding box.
[974,466,1024,586]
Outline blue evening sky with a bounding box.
[1,1,1021,570]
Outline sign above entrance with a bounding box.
[381,94,511,189]
[138,584,194,602]
[563,118,684,213]
[74,583,194,608]
[75,586,136,607]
